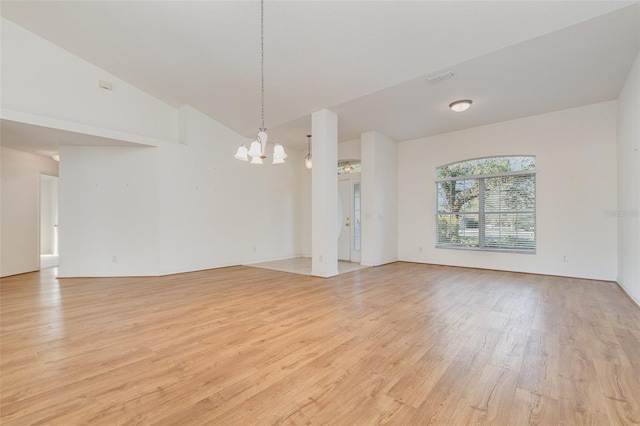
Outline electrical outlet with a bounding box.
[419,246,423,252]
[562,255,568,262]
[319,255,323,263]
[252,246,257,253]
[112,255,118,263]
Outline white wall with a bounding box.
[361,131,398,266]
[58,106,305,277]
[398,101,618,281]
[1,18,178,143]
[617,52,640,304]
[1,147,58,277]
[3,19,306,277]
[338,138,361,161]
[156,106,303,275]
[58,145,160,277]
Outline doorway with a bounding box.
[338,176,361,262]
[40,174,59,269]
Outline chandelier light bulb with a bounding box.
[248,140,263,158]
[234,145,249,161]
[273,143,287,160]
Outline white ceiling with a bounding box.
[0,119,148,159]
[1,1,638,152]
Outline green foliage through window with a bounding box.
[436,156,536,252]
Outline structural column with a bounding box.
[311,109,339,277]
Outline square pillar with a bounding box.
[311,109,339,277]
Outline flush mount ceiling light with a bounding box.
[449,99,473,112]
[234,0,286,165]
[304,135,312,169]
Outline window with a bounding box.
[338,160,361,175]
[436,156,536,253]
[353,182,361,251]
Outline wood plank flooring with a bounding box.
[1,263,639,425]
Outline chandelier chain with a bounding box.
[234,0,287,164]
[260,0,265,131]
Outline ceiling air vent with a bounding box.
[426,71,456,84]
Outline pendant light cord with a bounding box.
[260,0,265,132]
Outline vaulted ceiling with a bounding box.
[2,1,639,151]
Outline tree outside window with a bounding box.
[436,156,536,252]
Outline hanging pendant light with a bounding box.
[234,0,286,164]
[304,134,312,169]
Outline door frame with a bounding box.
[39,173,59,270]
[338,173,361,263]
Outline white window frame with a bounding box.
[435,158,536,254]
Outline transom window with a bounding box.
[338,160,361,175]
[436,156,536,253]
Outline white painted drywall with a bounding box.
[1,147,58,277]
[361,131,398,266]
[617,51,640,305]
[338,138,361,161]
[3,19,306,277]
[311,109,339,277]
[58,145,160,277]
[398,101,618,281]
[57,106,306,277]
[1,18,178,143]
[156,106,303,275]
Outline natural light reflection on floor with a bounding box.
[246,257,369,276]
[38,267,66,341]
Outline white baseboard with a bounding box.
[616,280,640,309]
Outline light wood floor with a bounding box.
[1,263,639,425]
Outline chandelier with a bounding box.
[234,0,286,165]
